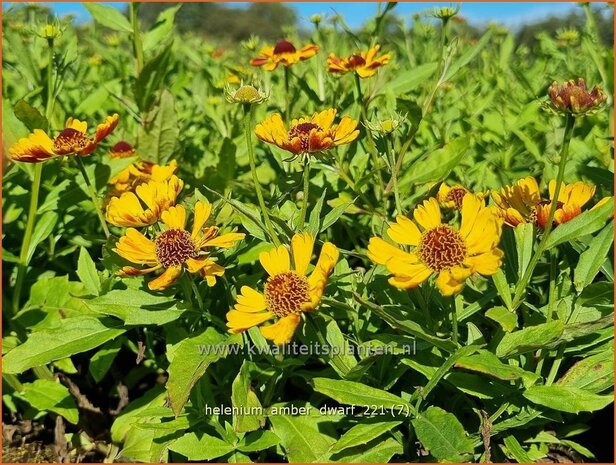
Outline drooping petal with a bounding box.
[201,232,245,249]
[367,237,413,266]
[260,314,301,345]
[464,249,504,276]
[113,228,158,265]
[235,286,267,313]
[435,269,465,296]
[226,309,274,333]
[8,130,56,163]
[148,265,183,291]
[306,242,339,310]
[94,114,120,143]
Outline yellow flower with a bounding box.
[368,195,503,296]
[114,201,245,291]
[327,45,391,78]
[250,39,319,71]
[8,114,119,163]
[492,177,603,228]
[105,175,183,227]
[226,233,339,345]
[437,183,486,210]
[255,109,359,157]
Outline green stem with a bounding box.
[354,73,384,196]
[451,299,458,345]
[298,157,311,229]
[75,157,111,239]
[130,3,144,75]
[511,114,575,310]
[384,136,402,215]
[244,105,281,247]
[283,66,291,121]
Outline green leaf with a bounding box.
[502,434,533,463]
[492,269,513,310]
[545,199,614,250]
[134,47,173,112]
[268,409,335,462]
[168,432,234,461]
[3,316,125,374]
[455,349,539,387]
[26,211,57,263]
[312,378,410,410]
[83,3,133,32]
[386,62,438,96]
[557,346,614,393]
[237,430,279,453]
[231,361,265,433]
[485,306,517,332]
[330,421,401,454]
[77,246,101,296]
[19,379,79,425]
[321,198,355,232]
[142,4,182,52]
[496,321,564,358]
[412,406,474,462]
[574,220,614,292]
[83,288,185,325]
[523,385,613,414]
[307,189,326,236]
[89,338,122,383]
[331,436,403,463]
[405,138,469,185]
[166,328,241,416]
[138,89,179,164]
[14,100,48,132]
[444,29,494,81]
[514,223,535,278]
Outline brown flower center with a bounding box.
[111,141,135,158]
[274,40,296,55]
[53,128,91,155]
[417,225,467,271]
[288,122,322,153]
[347,54,366,68]
[531,200,564,229]
[264,271,310,317]
[445,187,468,209]
[155,229,196,267]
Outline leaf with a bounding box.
[89,338,122,383]
[3,316,124,374]
[330,421,401,454]
[231,361,265,433]
[412,406,474,462]
[14,100,48,132]
[574,220,614,292]
[545,199,614,250]
[312,378,410,410]
[386,62,439,96]
[307,189,326,236]
[514,223,535,278]
[405,138,469,185]
[142,4,182,52]
[557,346,614,393]
[321,198,355,232]
[455,349,539,388]
[26,211,57,263]
[331,436,403,463]
[492,269,513,310]
[485,306,517,332]
[83,288,185,325]
[77,246,101,296]
[138,89,179,164]
[166,328,241,416]
[268,409,335,462]
[168,432,234,461]
[19,379,79,425]
[83,3,133,33]
[134,47,173,112]
[523,385,613,414]
[496,321,564,358]
[444,29,494,81]
[237,430,279,453]
[502,435,533,463]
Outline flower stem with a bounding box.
[283,66,291,121]
[384,136,402,215]
[75,157,111,239]
[354,73,384,197]
[244,105,281,247]
[130,3,144,75]
[511,114,576,310]
[298,158,311,229]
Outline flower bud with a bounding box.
[225,83,269,105]
[544,78,607,116]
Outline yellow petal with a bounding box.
[191,200,212,239]
[8,130,56,163]
[226,309,274,333]
[235,286,267,313]
[459,193,485,238]
[464,249,504,276]
[291,232,314,275]
[202,232,245,249]
[260,314,301,345]
[306,242,339,309]
[113,228,158,265]
[435,269,465,296]
[367,237,413,266]
[161,205,187,230]
[413,198,441,230]
[65,117,88,133]
[259,245,291,276]
[387,215,421,246]
[148,265,182,291]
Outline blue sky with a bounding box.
[3,2,581,28]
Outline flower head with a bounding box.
[327,45,391,78]
[364,112,406,136]
[105,175,183,227]
[545,78,607,116]
[255,109,359,158]
[226,233,339,344]
[492,176,602,228]
[437,183,486,210]
[225,83,269,105]
[368,195,503,296]
[429,4,461,21]
[114,201,245,290]
[250,39,319,71]
[8,114,119,163]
